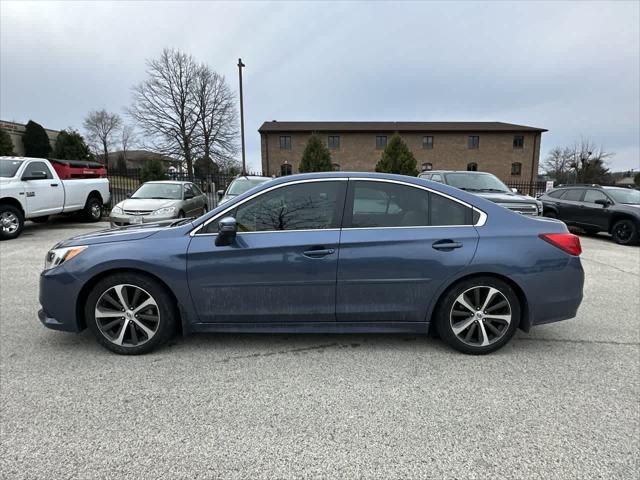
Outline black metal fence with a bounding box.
[505,180,548,197]
[106,170,265,208]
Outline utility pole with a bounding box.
[237,58,246,175]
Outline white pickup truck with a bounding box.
[0,157,110,240]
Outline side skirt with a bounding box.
[190,322,430,334]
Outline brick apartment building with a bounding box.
[259,121,546,182]
[0,120,60,156]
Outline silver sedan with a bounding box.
[109,181,208,227]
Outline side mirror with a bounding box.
[595,199,611,207]
[215,216,237,246]
[511,188,518,193]
[217,190,224,199]
[126,192,133,198]
[22,171,47,180]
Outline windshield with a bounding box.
[227,177,268,196]
[0,159,24,178]
[132,183,182,200]
[444,172,511,193]
[606,188,640,204]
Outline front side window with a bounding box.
[511,162,522,176]
[431,174,443,183]
[234,181,343,232]
[328,136,340,150]
[546,189,564,199]
[347,181,473,228]
[583,189,609,204]
[279,136,291,150]
[183,184,194,198]
[375,136,387,150]
[423,136,433,149]
[22,161,53,179]
[468,136,480,149]
[513,135,524,149]
[560,189,584,201]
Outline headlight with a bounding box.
[151,206,176,216]
[111,205,123,215]
[44,246,87,271]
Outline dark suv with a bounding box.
[539,185,640,245]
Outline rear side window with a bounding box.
[560,189,584,201]
[346,181,474,228]
[234,181,343,232]
[22,161,53,179]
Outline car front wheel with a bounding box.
[611,219,638,245]
[0,205,24,240]
[85,272,177,354]
[435,277,520,355]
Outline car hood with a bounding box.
[117,198,180,211]
[473,191,537,204]
[55,220,188,247]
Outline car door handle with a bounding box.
[303,248,335,258]
[50,183,59,187]
[432,240,463,251]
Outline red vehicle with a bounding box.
[49,159,107,179]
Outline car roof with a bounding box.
[419,170,494,175]
[144,180,190,185]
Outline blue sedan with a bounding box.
[39,172,584,355]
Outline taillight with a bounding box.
[539,233,582,256]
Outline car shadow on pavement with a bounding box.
[19,216,109,237]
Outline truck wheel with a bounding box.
[31,216,49,224]
[83,196,103,222]
[0,205,24,240]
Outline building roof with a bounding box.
[258,121,547,133]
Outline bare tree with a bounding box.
[194,66,239,172]
[120,124,137,165]
[83,110,122,165]
[543,137,614,184]
[128,48,200,175]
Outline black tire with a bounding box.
[84,272,177,355]
[0,204,25,240]
[31,216,49,224]
[83,196,103,222]
[435,276,521,355]
[611,219,638,245]
[543,211,557,219]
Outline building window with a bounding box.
[468,136,479,149]
[332,163,341,171]
[280,163,292,176]
[513,135,524,149]
[511,162,522,176]
[422,136,433,149]
[375,136,387,150]
[328,135,340,150]
[467,162,478,171]
[422,162,433,171]
[279,136,291,150]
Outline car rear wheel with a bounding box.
[0,205,24,240]
[85,273,177,354]
[435,277,520,355]
[83,196,103,222]
[611,219,638,245]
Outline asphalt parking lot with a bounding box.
[1,218,638,479]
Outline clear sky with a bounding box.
[1,0,639,172]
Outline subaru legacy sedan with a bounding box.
[39,173,584,355]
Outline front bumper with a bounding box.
[39,267,84,333]
[109,213,176,227]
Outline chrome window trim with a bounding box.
[190,176,487,237]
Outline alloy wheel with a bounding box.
[1,211,20,234]
[95,284,160,347]
[90,202,102,219]
[613,221,632,242]
[450,286,512,347]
